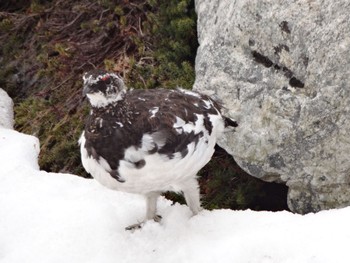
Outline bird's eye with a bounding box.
[101,75,111,84]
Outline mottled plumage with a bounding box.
[79,69,237,230]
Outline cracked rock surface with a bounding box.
[0,89,14,129]
[194,0,350,214]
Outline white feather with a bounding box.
[79,114,225,195]
[87,91,124,108]
[149,107,159,118]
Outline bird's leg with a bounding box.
[183,178,202,216]
[146,191,162,222]
[125,192,161,231]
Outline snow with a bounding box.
[1,127,350,263]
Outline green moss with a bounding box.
[54,43,71,57]
[1,34,23,59]
[104,59,116,71]
[114,6,124,16]
[0,18,13,32]
[125,0,197,90]
[0,65,17,97]
[39,111,89,176]
[15,96,89,176]
[30,1,46,13]
[98,0,115,9]
[15,98,54,135]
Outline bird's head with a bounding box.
[82,69,126,108]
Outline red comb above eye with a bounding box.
[101,75,110,81]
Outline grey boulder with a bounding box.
[0,89,14,129]
[194,0,350,214]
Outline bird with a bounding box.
[79,69,237,230]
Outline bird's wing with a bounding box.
[83,88,224,178]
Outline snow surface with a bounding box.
[1,127,350,263]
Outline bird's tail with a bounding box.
[224,117,238,132]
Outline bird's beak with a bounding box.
[82,85,92,97]
[80,86,88,104]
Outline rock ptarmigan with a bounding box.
[79,69,237,230]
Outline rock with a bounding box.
[0,89,14,129]
[194,0,350,214]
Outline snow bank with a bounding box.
[0,89,14,129]
[0,127,350,263]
